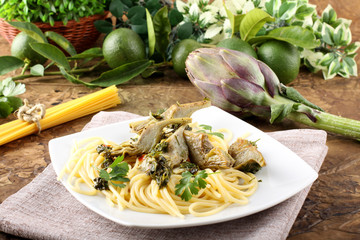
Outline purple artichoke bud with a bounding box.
[186,48,280,117]
[185,47,360,140]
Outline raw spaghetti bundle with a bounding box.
[0,85,121,146]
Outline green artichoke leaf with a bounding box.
[270,103,295,123]
[279,84,324,111]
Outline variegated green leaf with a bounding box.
[334,18,352,29]
[322,57,341,80]
[338,63,350,78]
[264,0,281,17]
[313,19,323,33]
[333,23,346,46]
[334,23,352,46]
[319,53,335,68]
[295,4,316,20]
[345,42,360,54]
[330,57,341,75]
[343,56,357,76]
[322,68,336,80]
[321,4,337,25]
[278,2,297,20]
[321,23,334,45]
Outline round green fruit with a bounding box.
[11,32,47,66]
[102,28,146,69]
[257,40,300,85]
[216,37,258,59]
[172,39,202,78]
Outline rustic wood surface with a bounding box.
[0,0,359,239]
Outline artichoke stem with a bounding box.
[287,111,360,140]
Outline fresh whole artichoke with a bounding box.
[185,48,360,140]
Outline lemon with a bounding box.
[102,28,146,69]
[172,39,202,78]
[257,40,300,85]
[216,37,258,59]
[11,32,47,66]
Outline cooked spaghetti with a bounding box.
[58,100,265,218]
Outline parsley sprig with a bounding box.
[197,124,224,139]
[175,170,208,201]
[98,155,130,188]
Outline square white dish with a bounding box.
[49,106,318,228]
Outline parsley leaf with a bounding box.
[94,155,130,190]
[197,124,224,140]
[175,170,208,201]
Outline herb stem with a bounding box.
[20,62,30,75]
[11,61,106,81]
[152,61,172,68]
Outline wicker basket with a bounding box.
[0,14,106,53]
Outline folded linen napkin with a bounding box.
[0,111,328,240]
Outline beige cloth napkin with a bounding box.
[0,111,328,240]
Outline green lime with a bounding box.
[11,32,47,66]
[216,37,258,59]
[257,40,300,85]
[102,28,146,69]
[172,39,202,78]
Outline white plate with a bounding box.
[49,106,318,228]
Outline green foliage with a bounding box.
[0,0,106,26]
[0,78,25,118]
[303,5,360,79]
[0,22,153,93]
[175,170,208,201]
[31,42,71,70]
[89,60,152,87]
[153,6,171,60]
[0,56,24,75]
[249,26,320,49]
[8,21,47,43]
[255,0,359,79]
[97,155,130,188]
[45,31,77,56]
[95,0,182,62]
[239,8,275,42]
[197,124,224,139]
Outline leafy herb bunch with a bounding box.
[250,0,360,80]
[0,0,107,26]
[95,0,185,62]
[0,20,154,114]
[175,0,359,80]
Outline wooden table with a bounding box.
[1,1,359,239]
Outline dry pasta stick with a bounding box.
[0,85,121,146]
